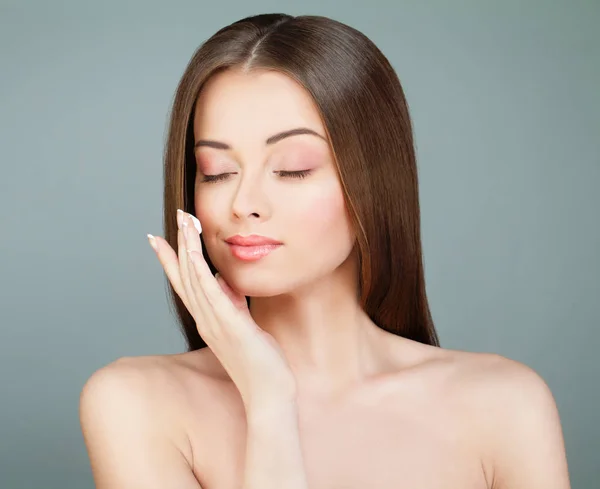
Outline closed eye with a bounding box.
[201,170,312,183]
[277,170,312,179]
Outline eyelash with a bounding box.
[201,170,312,183]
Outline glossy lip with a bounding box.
[225,234,283,246]
[226,243,281,262]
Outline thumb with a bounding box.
[215,273,249,313]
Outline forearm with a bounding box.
[242,402,309,489]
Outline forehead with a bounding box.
[193,69,327,144]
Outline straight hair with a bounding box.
[162,13,440,350]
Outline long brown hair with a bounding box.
[162,13,440,350]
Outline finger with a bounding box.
[215,273,249,312]
[178,221,202,314]
[183,213,204,256]
[176,211,207,324]
[187,249,243,326]
[148,234,192,312]
[187,249,237,342]
[180,213,217,334]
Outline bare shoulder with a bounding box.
[398,342,555,399]
[438,349,561,424]
[80,348,227,415]
[430,348,570,488]
[429,347,552,394]
[452,350,554,401]
[79,349,225,464]
[79,350,226,488]
[424,347,560,427]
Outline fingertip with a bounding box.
[215,272,225,286]
[214,271,227,287]
[190,215,202,234]
[147,234,158,252]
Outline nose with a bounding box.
[230,173,271,222]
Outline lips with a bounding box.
[225,235,282,246]
[224,235,282,262]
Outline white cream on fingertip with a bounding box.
[190,215,202,234]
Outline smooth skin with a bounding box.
[174,210,298,412]
[79,68,571,489]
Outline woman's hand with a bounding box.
[147,210,297,411]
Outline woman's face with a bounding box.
[192,68,356,297]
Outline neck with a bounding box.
[248,256,390,401]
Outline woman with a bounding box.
[79,13,571,489]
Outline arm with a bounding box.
[484,357,571,489]
[242,402,309,489]
[79,361,202,489]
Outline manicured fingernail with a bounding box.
[190,215,202,234]
[176,209,183,229]
[147,234,158,252]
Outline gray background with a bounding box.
[1,0,598,487]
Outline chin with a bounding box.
[215,265,281,296]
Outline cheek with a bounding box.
[194,193,223,252]
[194,179,228,229]
[194,196,215,230]
[296,187,353,246]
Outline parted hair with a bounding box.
[161,13,440,350]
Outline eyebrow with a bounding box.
[194,127,327,150]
